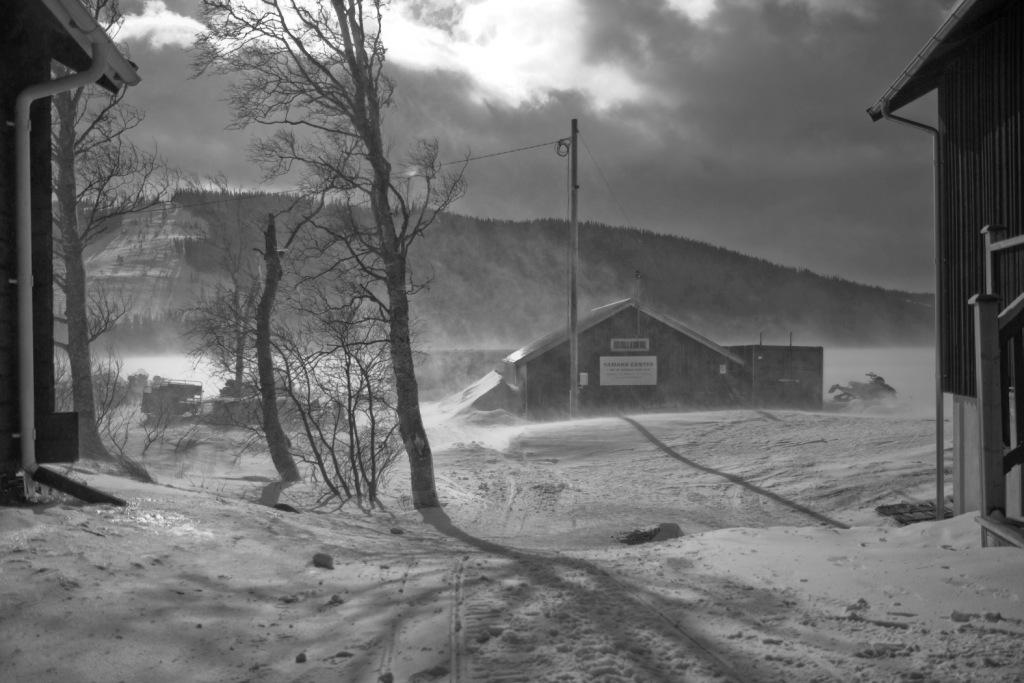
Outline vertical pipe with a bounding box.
[569,118,579,418]
[880,105,945,521]
[16,42,111,476]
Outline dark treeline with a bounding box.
[408,214,934,348]
[112,192,933,350]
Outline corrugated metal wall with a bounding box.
[939,1,1024,397]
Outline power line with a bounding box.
[438,137,561,166]
[109,137,563,218]
[579,132,635,230]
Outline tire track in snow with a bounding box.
[423,508,751,682]
[621,415,850,529]
[375,558,418,679]
[449,555,467,682]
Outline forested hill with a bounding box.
[97,193,932,351]
[407,213,934,348]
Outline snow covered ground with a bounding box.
[3,399,1023,682]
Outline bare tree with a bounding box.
[195,0,466,508]
[52,0,172,461]
[255,213,300,484]
[276,273,400,508]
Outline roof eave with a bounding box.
[866,0,982,121]
[39,0,141,91]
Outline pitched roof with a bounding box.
[504,298,745,366]
[867,0,1010,120]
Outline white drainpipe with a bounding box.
[15,40,111,476]
[880,100,945,521]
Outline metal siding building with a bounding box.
[869,0,1024,533]
[938,1,1024,398]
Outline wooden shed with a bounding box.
[1,1,138,485]
[868,0,1024,546]
[502,298,823,419]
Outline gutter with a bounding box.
[39,0,141,88]
[15,1,139,487]
[877,101,946,522]
[866,0,978,121]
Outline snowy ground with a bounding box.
[3,402,1023,682]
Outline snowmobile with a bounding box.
[828,372,896,403]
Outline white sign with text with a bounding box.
[599,356,657,386]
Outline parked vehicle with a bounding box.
[141,377,203,416]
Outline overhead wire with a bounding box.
[113,137,563,218]
[579,132,635,231]
[438,139,563,167]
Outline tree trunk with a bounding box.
[256,214,300,484]
[232,288,245,395]
[53,92,110,462]
[372,182,439,509]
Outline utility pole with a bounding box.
[569,118,579,418]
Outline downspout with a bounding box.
[15,40,112,478]
[880,100,945,521]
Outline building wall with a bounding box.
[938,1,1024,398]
[519,307,746,419]
[1,2,58,473]
[727,345,823,409]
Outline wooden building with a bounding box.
[1,1,138,482]
[868,0,1024,546]
[501,299,823,419]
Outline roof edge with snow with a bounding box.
[504,299,745,367]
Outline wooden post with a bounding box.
[568,118,579,418]
[982,227,1011,446]
[981,225,1007,295]
[971,293,1006,528]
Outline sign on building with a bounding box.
[599,356,657,385]
[610,338,650,352]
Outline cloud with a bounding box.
[115,0,958,291]
[385,0,954,290]
[120,0,204,49]
[386,0,652,109]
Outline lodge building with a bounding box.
[502,298,823,419]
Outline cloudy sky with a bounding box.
[114,0,952,292]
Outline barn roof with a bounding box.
[866,0,1010,120]
[504,298,745,366]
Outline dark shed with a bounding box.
[868,0,1024,544]
[726,345,824,410]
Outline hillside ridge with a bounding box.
[89,192,934,351]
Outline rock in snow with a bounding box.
[652,522,683,541]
